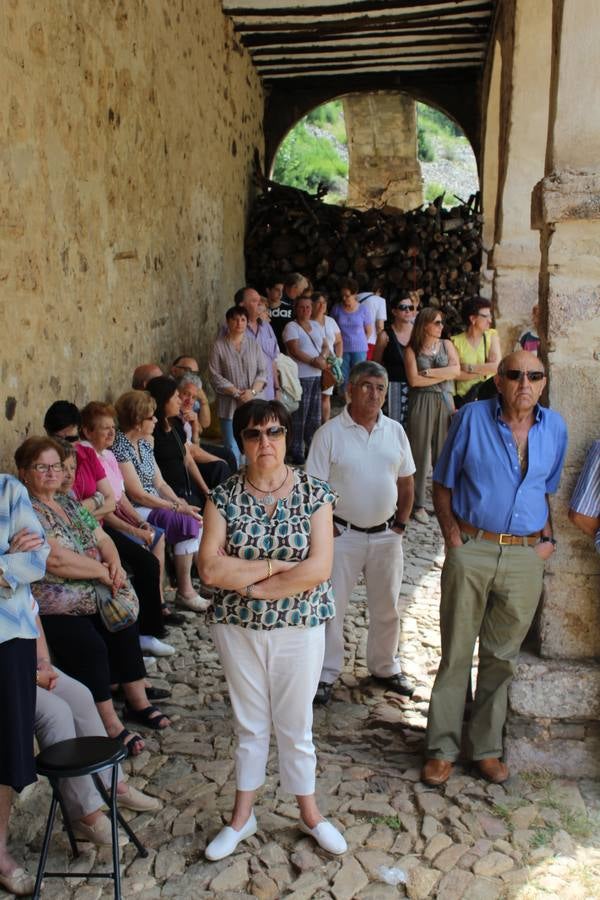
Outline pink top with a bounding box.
[78,442,124,503]
[73,444,107,501]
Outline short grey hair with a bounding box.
[349,360,389,387]
[176,372,203,391]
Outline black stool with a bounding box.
[33,737,148,899]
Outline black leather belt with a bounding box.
[334,515,394,534]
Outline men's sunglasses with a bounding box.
[503,369,545,382]
[241,425,287,441]
[397,304,415,312]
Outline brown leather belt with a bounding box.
[458,519,541,547]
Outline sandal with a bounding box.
[116,728,145,757]
[112,685,172,702]
[123,704,170,731]
[161,604,186,626]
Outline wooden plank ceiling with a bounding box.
[221,0,496,83]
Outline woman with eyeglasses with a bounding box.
[43,401,116,522]
[372,295,415,427]
[199,399,346,861]
[15,436,171,757]
[404,308,460,524]
[452,297,501,407]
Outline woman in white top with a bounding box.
[310,292,342,422]
[283,297,328,465]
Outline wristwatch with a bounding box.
[467,364,474,374]
[393,521,408,532]
[538,536,557,546]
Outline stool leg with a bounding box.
[93,775,148,858]
[33,793,58,900]
[109,763,122,900]
[52,779,79,858]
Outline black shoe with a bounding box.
[371,673,415,698]
[313,681,333,705]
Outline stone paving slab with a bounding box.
[9,509,600,897]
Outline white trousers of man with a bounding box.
[321,527,407,684]
[212,623,324,795]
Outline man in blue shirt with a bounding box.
[568,441,600,552]
[422,351,568,786]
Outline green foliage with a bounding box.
[417,103,463,139]
[305,100,347,143]
[417,126,435,162]
[272,120,348,194]
[367,815,404,831]
[425,182,446,203]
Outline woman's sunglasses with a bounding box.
[396,304,415,312]
[241,425,287,442]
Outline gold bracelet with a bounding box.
[266,559,273,579]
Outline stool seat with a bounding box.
[36,736,126,779]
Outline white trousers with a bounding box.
[212,623,325,795]
[35,669,123,820]
[322,527,407,684]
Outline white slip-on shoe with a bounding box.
[73,814,129,847]
[175,592,211,612]
[300,819,347,855]
[139,635,176,657]
[413,507,430,525]
[205,811,257,861]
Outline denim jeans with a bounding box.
[219,417,241,468]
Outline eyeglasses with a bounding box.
[241,425,287,442]
[396,305,415,312]
[60,434,78,443]
[431,319,444,326]
[173,365,197,374]
[477,312,492,320]
[30,462,63,473]
[503,370,545,382]
[358,382,386,394]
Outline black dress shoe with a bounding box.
[313,681,333,705]
[371,673,415,697]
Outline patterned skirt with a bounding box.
[386,380,410,427]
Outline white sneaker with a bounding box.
[413,507,430,525]
[175,592,211,612]
[300,819,347,855]
[139,635,176,657]
[205,811,257,861]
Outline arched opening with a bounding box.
[270,91,478,211]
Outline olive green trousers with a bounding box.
[425,536,545,761]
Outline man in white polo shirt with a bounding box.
[306,360,415,705]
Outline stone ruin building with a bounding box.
[1,0,599,775]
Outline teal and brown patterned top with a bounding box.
[208,469,336,630]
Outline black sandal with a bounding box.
[116,728,145,756]
[123,704,170,731]
[112,684,171,702]
[161,604,186,626]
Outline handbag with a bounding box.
[321,367,337,390]
[94,580,140,632]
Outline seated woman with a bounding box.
[147,376,210,510]
[70,407,178,656]
[283,295,328,464]
[208,305,268,468]
[15,436,171,752]
[0,474,49,898]
[35,618,160,847]
[404,308,460,524]
[43,401,115,521]
[176,373,232,490]
[452,296,501,406]
[112,390,208,612]
[199,399,346,861]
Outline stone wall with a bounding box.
[343,92,422,211]
[0,0,263,465]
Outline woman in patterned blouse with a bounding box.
[199,399,347,861]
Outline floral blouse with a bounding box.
[31,494,100,616]
[112,431,159,496]
[209,470,336,630]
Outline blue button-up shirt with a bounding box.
[433,398,568,534]
[570,440,600,553]
[0,475,50,643]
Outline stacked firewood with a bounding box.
[245,170,482,329]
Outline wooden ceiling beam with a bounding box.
[252,37,485,58]
[231,6,493,34]
[225,0,490,17]
[243,26,486,48]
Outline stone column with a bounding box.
[504,0,600,776]
[343,92,422,210]
[483,0,553,349]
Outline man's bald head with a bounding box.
[132,364,163,390]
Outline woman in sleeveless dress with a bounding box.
[404,308,460,524]
[372,295,415,427]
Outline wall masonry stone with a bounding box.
[0,0,263,464]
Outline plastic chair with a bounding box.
[33,736,148,899]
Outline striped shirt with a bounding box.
[208,334,268,419]
[570,440,600,553]
[0,475,50,643]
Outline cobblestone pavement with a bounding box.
[10,514,600,898]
